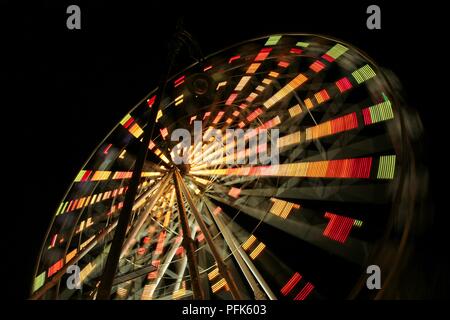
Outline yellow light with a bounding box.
[288,104,302,117]
[175,94,184,106]
[242,235,256,250]
[314,89,330,104]
[156,110,163,121]
[79,262,95,285]
[268,71,279,78]
[263,73,308,109]
[91,171,111,181]
[216,81,227,90]
[256,85,265,92]
[208,267,219,280]
[270,198,300,219]
[77,197,85,209]
[246,92,258,102]
[80,235,95,250]
[65,248,77,263]
[235,76,251,91]
[172,288,186,300]
[129,123,144,138]
[246,63,261,74]
[249,242,265,259]
[76,220,85,233]
[141,284,156,300]
[211,278,228,293]
[116,287,128,298]
[304,98,313,109]
[277,131,301,149]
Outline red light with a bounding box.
[362,107,372,125]
[103,144,112,155]
[254,48,272,61]
[324,157,372,178]
[81,170,92,182]
[321,54,334,62]
[213,111,225,124]
[143,236,151,244]
[203,65,213,71]
[213,207,222,216]
[315,89,330,104]
[278,61,289,68]
[50,234,57,248]
[226,93,238,106]
[174,76,185,88]
[147,260,160,279]
[290,48,302,54]
[281,272,302,296]
[48,259,63,277]
[330,112,358,134]
[335,77,353,93]
[229,55,240,63]
[323,212,356,243]
[293,282,314,300]
[155,231,166,254]
[66,200,73,212]
[246,108,263,122]
[310,60,326,73]
[146,95,156,108]
[197,233,205,242]
[160,128,168,139]
[72,199,79,211]
[176,247,184,256]
[246,94,256,102]
[203,112,211,120]
[228,187,241,198]
[123,117,134,129]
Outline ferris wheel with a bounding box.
[31,33,422,300]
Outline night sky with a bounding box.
[6,0,448,300]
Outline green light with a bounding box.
[352,64,376,84]
[265,35,282,46]
[377,155,396,179]
[120,114,132,125]
[326,43,348,59]
[74,170,86,182]
[33,272,46,292]
[369,100,394,124]
[56,202,64,215]
[296,41,309,47]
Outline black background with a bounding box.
[4,0,448,302]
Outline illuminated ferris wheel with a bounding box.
[31,33,421,300]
